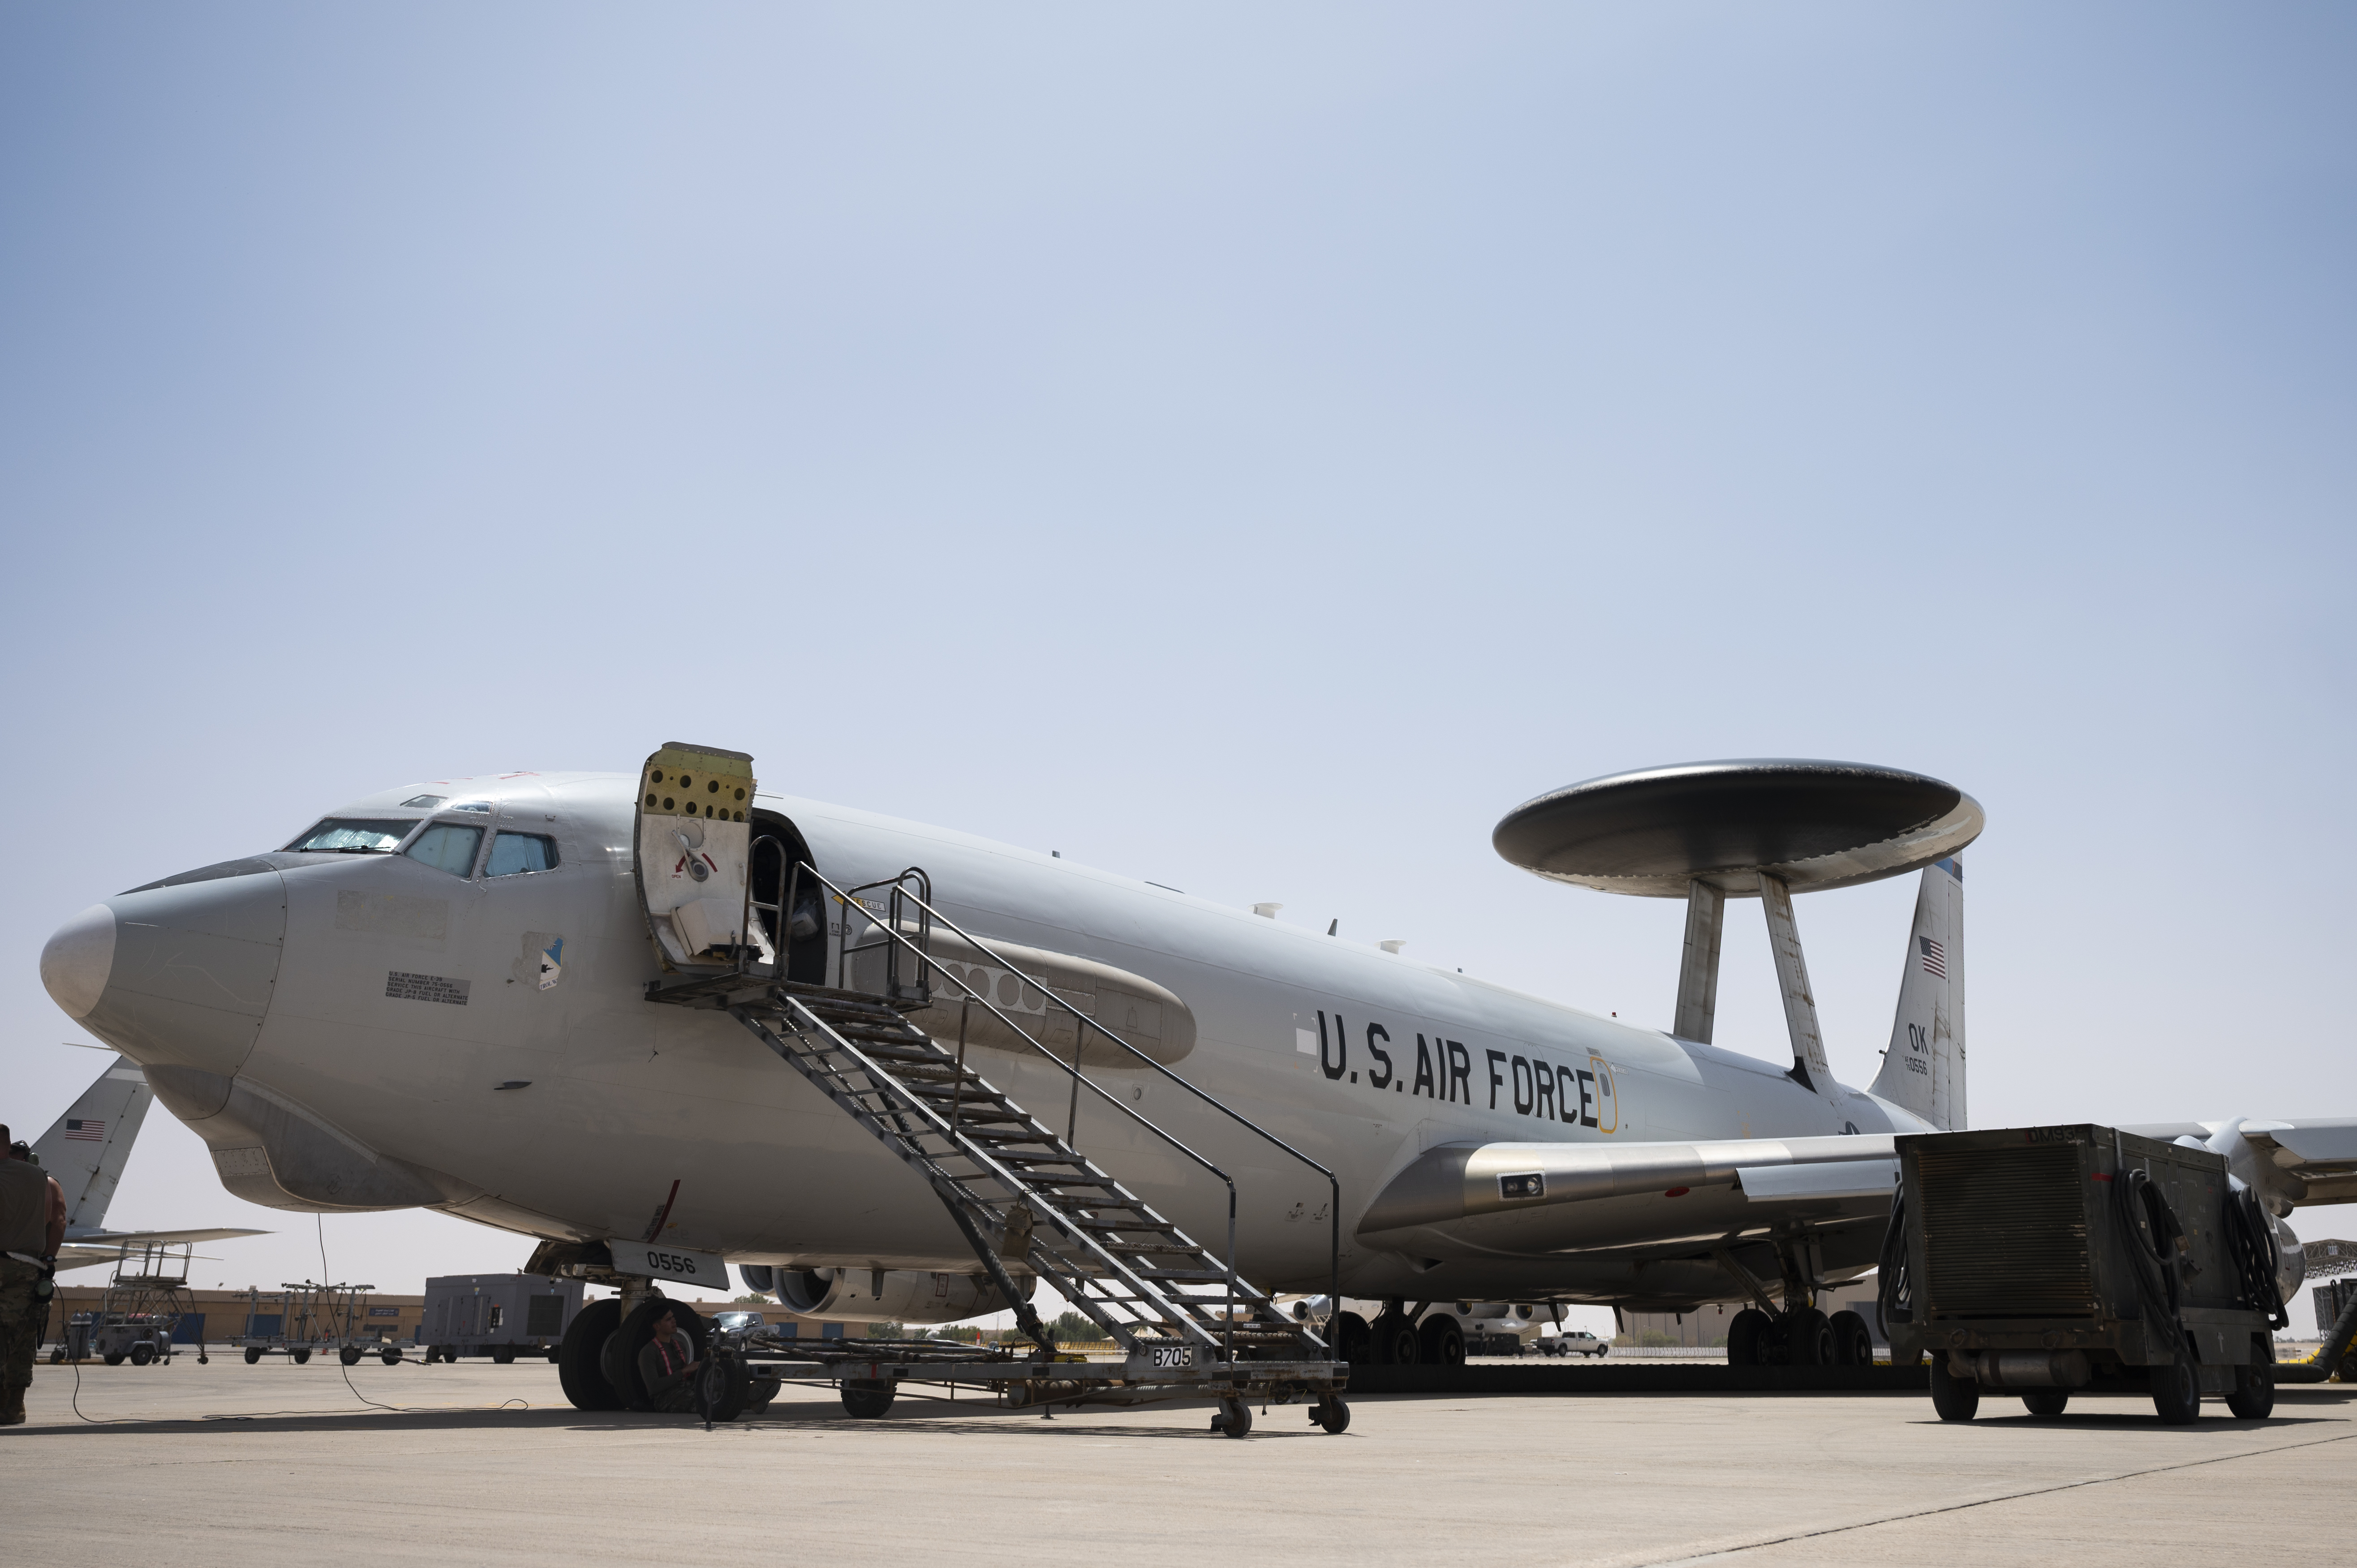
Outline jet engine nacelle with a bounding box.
[1457,1302,1537,1321]
[2271,1214,2306,1306]
[774,1266,1032,1325]
[2182,1121,2309,1303]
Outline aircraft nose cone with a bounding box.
[50,871,289,1075]
[41,903,118,1018]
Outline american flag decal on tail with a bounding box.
[1918,937,1946,979]
[64,1118,105,1142]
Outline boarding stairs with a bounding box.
[645,857,1345,1428]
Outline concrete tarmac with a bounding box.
[3,1357,2348,1567]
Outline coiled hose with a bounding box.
[1875,1189,1911,1336]
[2222,1185,2289,1331]
[2116,1164,2185,1342]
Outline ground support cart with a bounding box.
[307,1281,392,1366]
[230,1281,394,1365]
[81,1311,182,1366]
[1885,1124,2286,1423]
[58,1241,202,1366]
[228,1285,297,1363]
[419,1272,582,1364]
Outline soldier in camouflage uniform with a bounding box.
[0,1125,68,1426]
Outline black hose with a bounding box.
[2116,1165,2184,1342]
[2222,1186,2289,1331]
[1875,1189,1911,1337]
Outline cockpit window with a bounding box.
[450,801,494,813]
[486,832,558,877]
[404,823,483,877]
[400,795,447,809]
[285,819,414,854]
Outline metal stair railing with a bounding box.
[826,866,933,1003]
[732,986,1239,1356]
[800,862,1340,1355]
[727,852,1336,1362]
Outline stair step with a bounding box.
[1137,1269,1234,1283]
[829,1030,929,1045]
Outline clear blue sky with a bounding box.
[4,4,2350,1327]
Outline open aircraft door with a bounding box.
[635,743,761,971]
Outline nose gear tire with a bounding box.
[600,1296,711,1412]
[558,1297,624,1411]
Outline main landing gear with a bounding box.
[1330,1300,1467,1367]
[1725,1305,1876,1367]
[1719,1235,1878,1368]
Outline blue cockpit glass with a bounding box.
[285,819,413,853]
[486,832,558,877]
[404,824,483,877]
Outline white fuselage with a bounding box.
[58,772,1926,1303]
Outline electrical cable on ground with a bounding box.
[314,1213,528,1415]
[54,1218,528,1423]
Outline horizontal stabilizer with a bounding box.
[51,1225,271,1273]
[62,1226,271,1247]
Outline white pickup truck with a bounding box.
[1535,1330,1610,1358]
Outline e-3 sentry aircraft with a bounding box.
[36,751,2352,1400]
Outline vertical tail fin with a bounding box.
[31,1055,155,1230]
[1869,858,1965,1130]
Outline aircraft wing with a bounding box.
[63,1226,272,1246]
[2121,1118,2357,1207]
[1355,1135,1898,1263]
[55,1245,132,1272]
[1363,1120,2357,1272]
[50,1226,272,1272]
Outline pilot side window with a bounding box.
[285,819,413,853]
[486,832,559,877]
[405,824,484,877]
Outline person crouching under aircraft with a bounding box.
[637,1307,704,1413]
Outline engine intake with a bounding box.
[772,1267,1031,1324]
